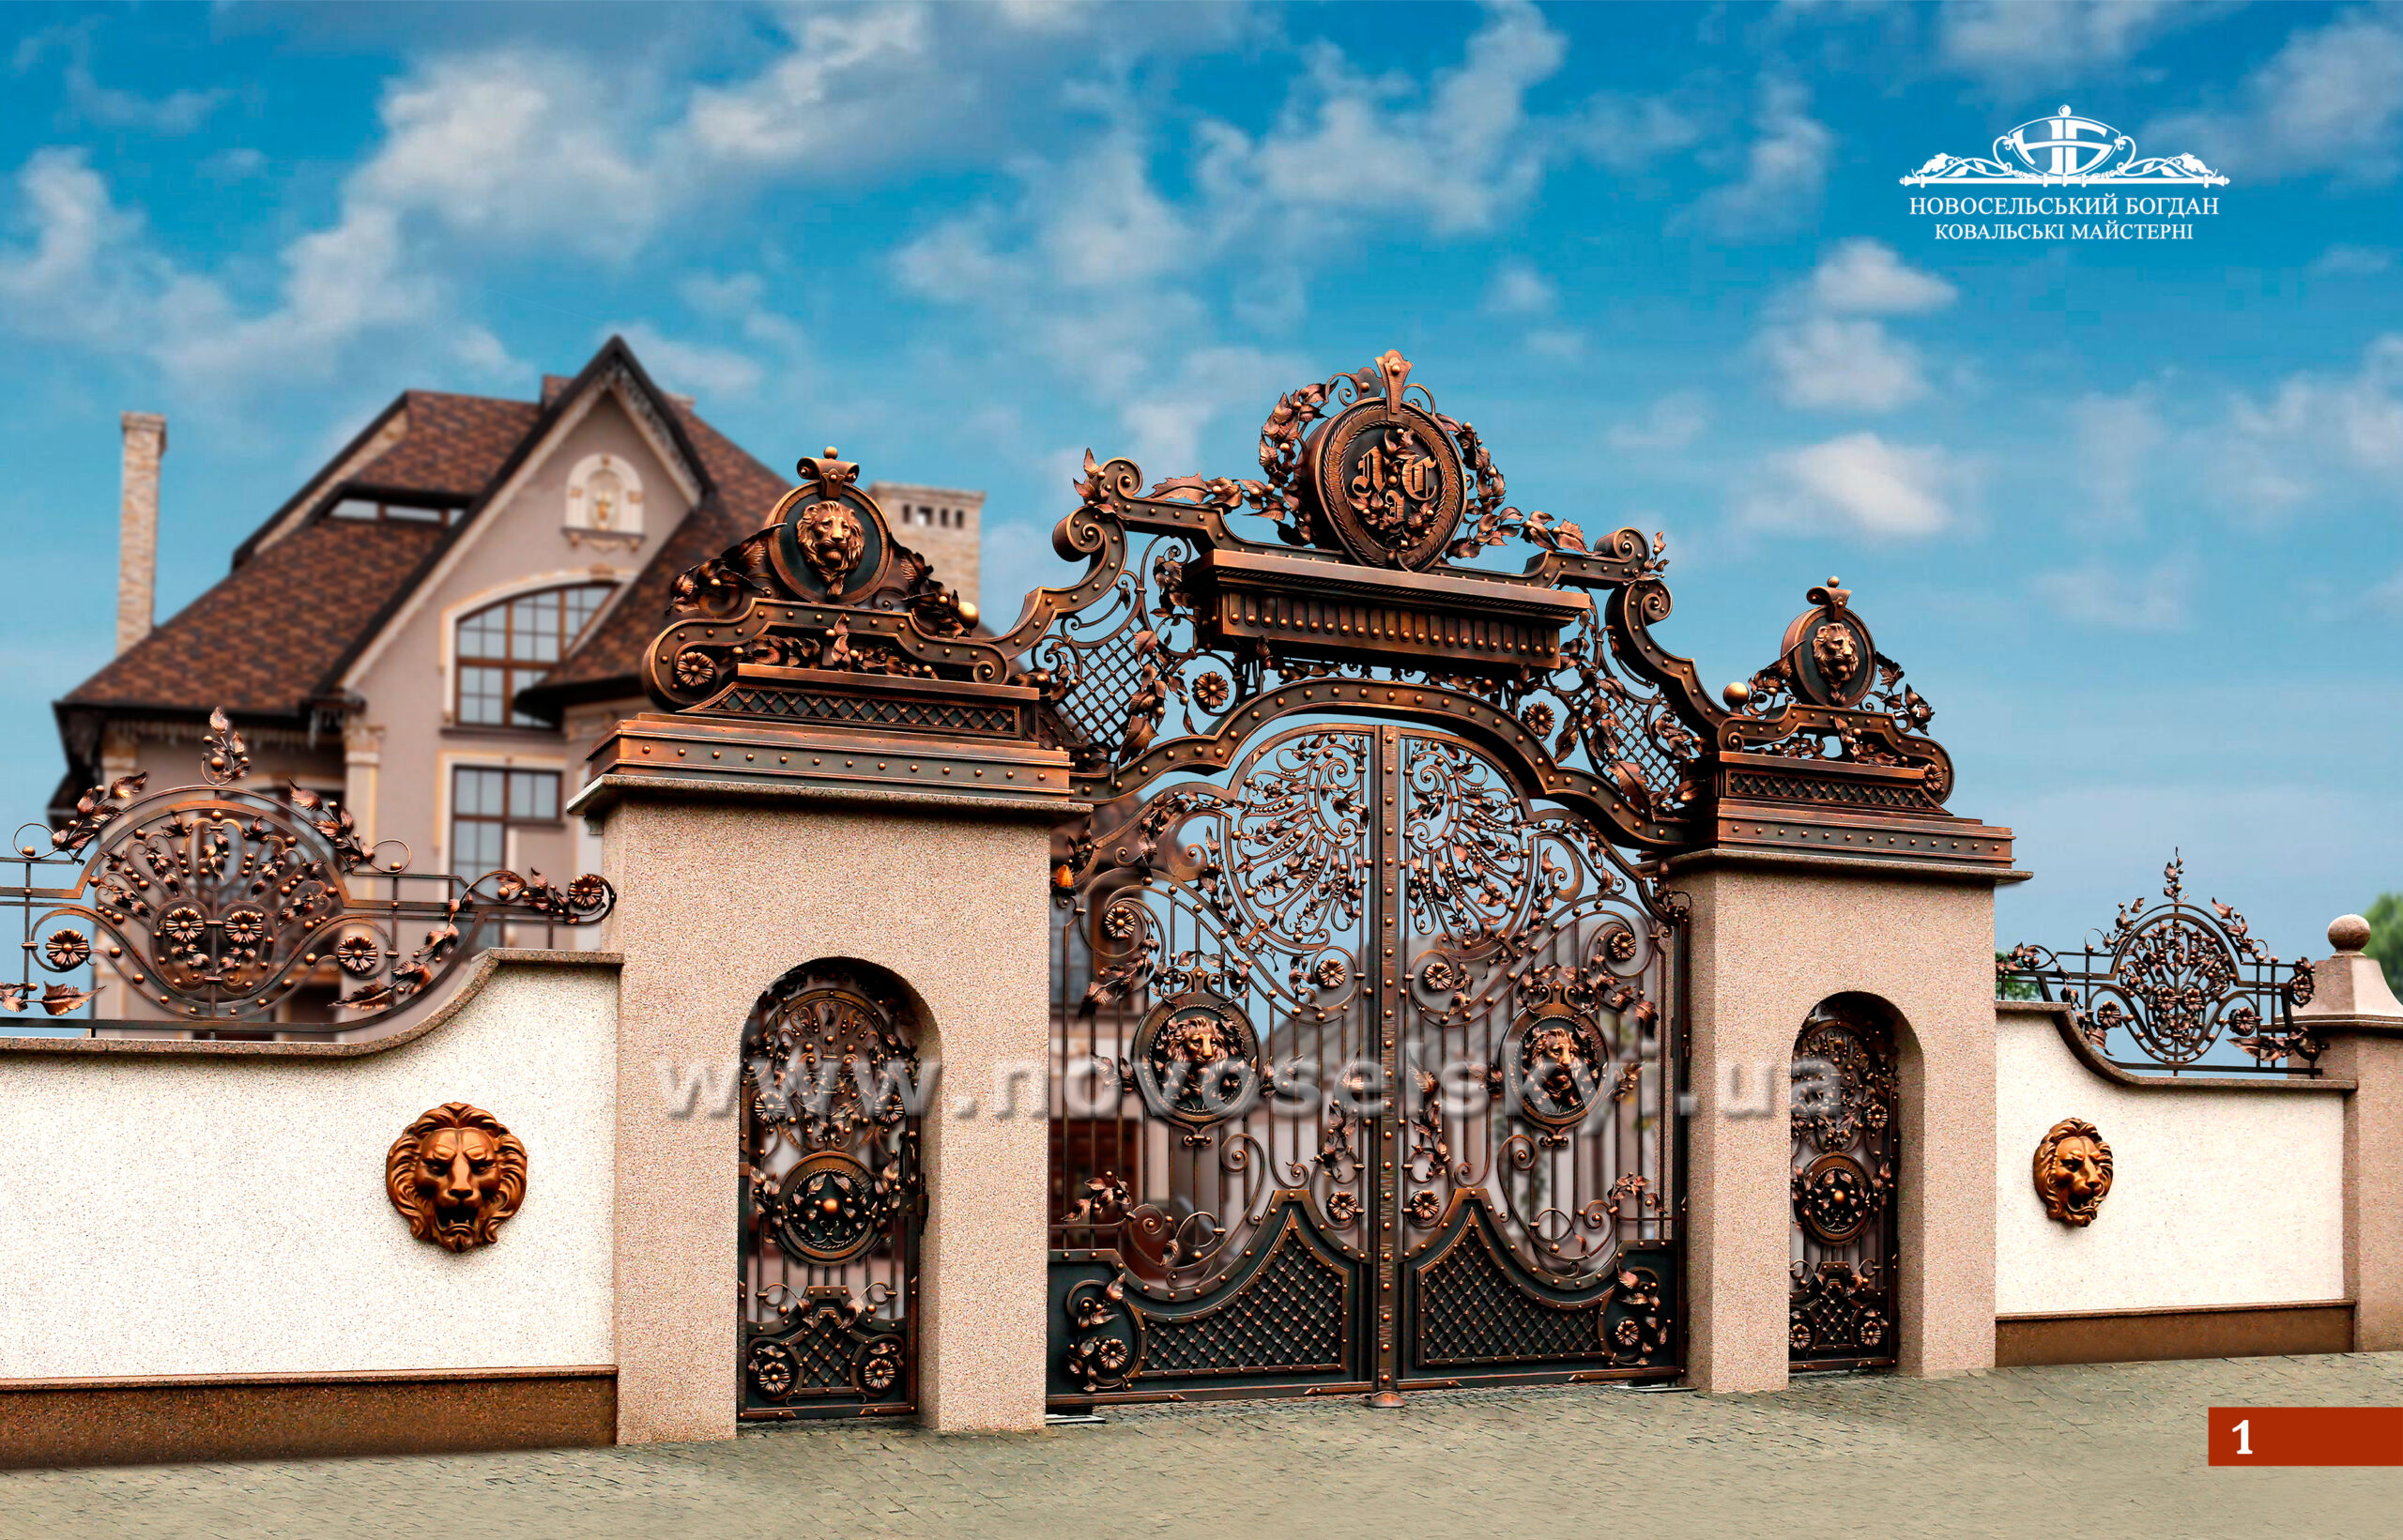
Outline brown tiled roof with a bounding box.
[57,341,783,729]
[63,519,445,713]
[528,406,789,701]
[356,392,542,496]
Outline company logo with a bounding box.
[1903,105,2227,188]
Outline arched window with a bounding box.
[454,583,615,727]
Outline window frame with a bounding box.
[447,764,564,881]
[451,581,617,729]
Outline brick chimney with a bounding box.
[116,412,165,655]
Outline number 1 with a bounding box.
[2233,1418,2252,1456]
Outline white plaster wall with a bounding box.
[0,960,617,1379]
[1995,1009,2344,1314]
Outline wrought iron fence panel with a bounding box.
[5,709,610,1035]
[1999,853,2318,1076]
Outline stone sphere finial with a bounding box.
[2330,914,2373,953]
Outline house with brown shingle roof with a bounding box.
[54,339,986,967]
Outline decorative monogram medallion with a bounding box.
[1305,350,1465,570]
[1130,991,1263,1129]
[773,1149,889,1265]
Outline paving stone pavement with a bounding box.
[4,1354,2401,1540]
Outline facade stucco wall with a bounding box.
[598,789,1055,1441]
[348,391,693,881]
[1682,861,1997,1392]
[0,960,618,1379]
[1995,1009,2345,1315]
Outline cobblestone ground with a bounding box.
[4,1355,2400,1540]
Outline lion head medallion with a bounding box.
[2032,1118,2113,1227]
[387,1103,528,1251]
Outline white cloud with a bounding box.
[351,52,659,258]
[1523,328,1586,362]
[1745,432,1963,539]
[1762,315,1926,411]
[1197,0,1568,237]
[2151,11,2403,183]
[1683,78,1829,239]
[452,326,525,380]
[2209,334,2403,523]
[2032,553,2199,633]
[1806,238,1956,314]
[677,8,933,170]
[2074,389,2164,530]
[1485,258,1555,316]
[1606,390,1708,451]
[1936,1,2192,84]
[16,24,231,135]
[2312,244,2395,276]
[605,323,764,402]
[1567,91,1705,172]
[1115,345,1304,473]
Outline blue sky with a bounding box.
[0,1,2396,960]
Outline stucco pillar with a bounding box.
[1672,853,2011,1392]
[2300,915,2403,1350]
[587,773,1067,1440]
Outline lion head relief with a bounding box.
[795,499,867,593]
[1811,620,1864,697]
[2032,1117,2113,1227]
[387,1103,528,1251]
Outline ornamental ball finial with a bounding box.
[2330,914,2372,953]
[824,447,838,459]
[1722,680,1752,709]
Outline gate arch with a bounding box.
[739,958,928,1419]
[1788,993,1905,1370]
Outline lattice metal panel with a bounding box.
[1137,1232,1349,1377]
[1416,1228,1603,1365]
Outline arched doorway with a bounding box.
[738,960,926,1419]
[1788,995,1902,1369]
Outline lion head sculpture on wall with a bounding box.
[2032,1117,2113,1227]
[386,1103,528,1251]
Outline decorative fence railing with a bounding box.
[4,709,611,1037]
[1997,853,2318,1076]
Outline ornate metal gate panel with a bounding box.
[740,962,924,1418]
[1788,999,1899,1370]
[1048,717,1681,1403]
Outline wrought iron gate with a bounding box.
[1787,999,1899,1370]
[609,346,1997,1417]
[1048,720,1681,1403]
[740,961,924,1418]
